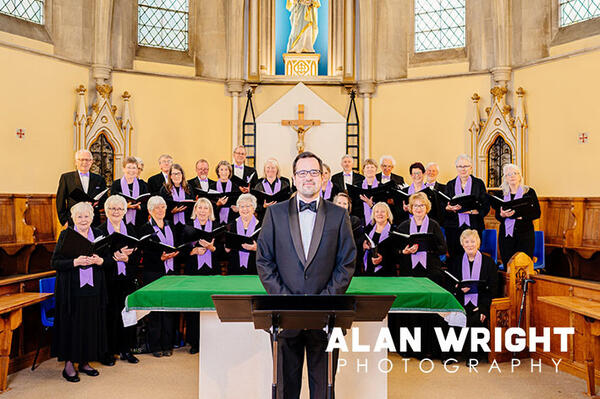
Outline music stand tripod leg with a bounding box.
[326,314,336,399]
[271,314,279,399]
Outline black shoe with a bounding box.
[152,351,163,358]
[78,366,100,377]
[101,354,115,366]
[62,369,80,383]
[189,347,199,355]
[120,352,139,364]
[162,349,173,357]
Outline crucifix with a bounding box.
[281,104,321,154]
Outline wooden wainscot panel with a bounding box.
[539,198,575,247]
[0,195,16,245]
[18,195,57,244]
[581,199,600,250]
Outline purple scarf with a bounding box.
[153,223,175,273]
[363,223,390,273]
[362,178,379,223]
[120,177,140,224]
[236,216,258,268]
[454,176,472,227]
[171,186,186,225]
[217,180,233,224]
[74,226,95,287]
[462,251,482,306]
[410,216,429,269]
[193,218,213,269]
[408,183,425,195]
[504,185,523,237]
[262,179,281,195]
[107,220,127,276]
[320,181,333,200]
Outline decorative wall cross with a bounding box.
[281,104,321,154]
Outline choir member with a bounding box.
[135,157,145,178]
[333,192,363,244]
[138,196,180,357]
[232,145,258,191]
[354,158,380,226]
[147,154,173,195]
[444,154,490,259]
[403,162,442,224]
[254,158,291,212]
[187,159,215,193]
[182,198,221,354]
[160,164,194,226]
[98,195,139,365]
[425,162,445,191]
[225,193,261,275]
[376,155,405,187]
[494,163,541,265]
[360,202,398,276]
[320,164,338,201]
[56,149,106,227]
[51,202,109,382]
[110,157,149,227]
[331,154,364,192]
[212,160,240,224]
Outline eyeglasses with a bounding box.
[233,151,246,156]
[77,158,93,162]
[456,165,471,169]
[171,171,182,176]
[295,169,322,178]
[107,207,125,212]
[412,204,426,208]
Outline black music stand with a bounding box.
[212,294,396,399]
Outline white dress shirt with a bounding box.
[297,195,320,259]
[381,174,391,184]
[197,177,209,191]
[233,164,245,179]
[343,171,353,187]
[79,172,90,193]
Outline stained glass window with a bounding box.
[0,0,44,24]
[559,0,600,27]
[415,0,465,53]
[138,0,189,51]
[487,135,512,188]
[90,133,115,188]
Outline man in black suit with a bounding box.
[330,154,364,192]
[257,152,356,399]
[147,154,173,195]
[232,145,258,191]
[56,149,107,226]
[375,155,405,187]
[425,162,446,192]
[187,159,215,193]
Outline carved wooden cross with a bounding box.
[281,104,321,154]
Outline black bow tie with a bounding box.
[299,200,317,213]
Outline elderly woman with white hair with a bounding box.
[493,163,540,265]
[225,193,261,275]
[137,196,180,358]
[51,202,109,382]
[360,202,398,276]
[98,195,139,365]
[444,154,490,259]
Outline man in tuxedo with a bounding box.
[232,145,258,191]
[187,159,215,193]
[376,155,405,187]
[56,149,107,226]
[147,154,173,195]
[425,162,446,191]
[330,154,364,192]
[257,151,356,399]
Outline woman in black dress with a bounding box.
[51,202,109,382]
[360,202,398,276]
[320,164,338,201]
[225,193,261,275]
[160,163,194,226]
[212,160,241,225]
[253,158,291,216]
[494,163,541,265]
[110,156,149,227]
[333,192,363,248]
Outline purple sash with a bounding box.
[410,216,429,269]
[153,224,175,273]
[107,220,127,276]
[262,179,281,195]
[504,185,523,237]
[237,216,257,268]
[462,251,482,306]
[454,176,472,227]
[217,180,233,224]
[194,218,213,269]
[171,186,186,225]
[408,183,425,195]
[320,181,333,200]
[74,226,95,287]
[120,177,140,224]
[363,223,390,273]
[362,178,379,223]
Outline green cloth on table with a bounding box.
[126,275,464,314]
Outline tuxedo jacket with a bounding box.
[375,172,405,188]
[331,171,364,193]
[187,176,216,193]
[233,165,259,188]
[56,171,106,226]
[256,198,356,298]
[147,172,168,196]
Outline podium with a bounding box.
[212,295,396,399]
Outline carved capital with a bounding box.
[226,80,244,95]
[92,64,112,84]
[490,66,512,87]
[357,80,376,96]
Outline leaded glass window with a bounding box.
[559,0,600,27]
[0,0,44,24]
[138,0,189,51]
[415,0,465,53]
[487,135,512,188]
[90,133,115,188]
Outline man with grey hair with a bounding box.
[425,162,445,192]
[56,149,107,226]
[147,154,173,195]
[331,154,364,192]
[375,155,405,187]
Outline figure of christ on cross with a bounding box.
[281,104,321,154]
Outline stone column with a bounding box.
[92,0,114,85]
[358,0,375,159]
[259,0,274,75]
[343,0,355,82]
[248,0,259,81]
[358,81,375,160]
[226,0,245,146]
[491,0,512,87]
